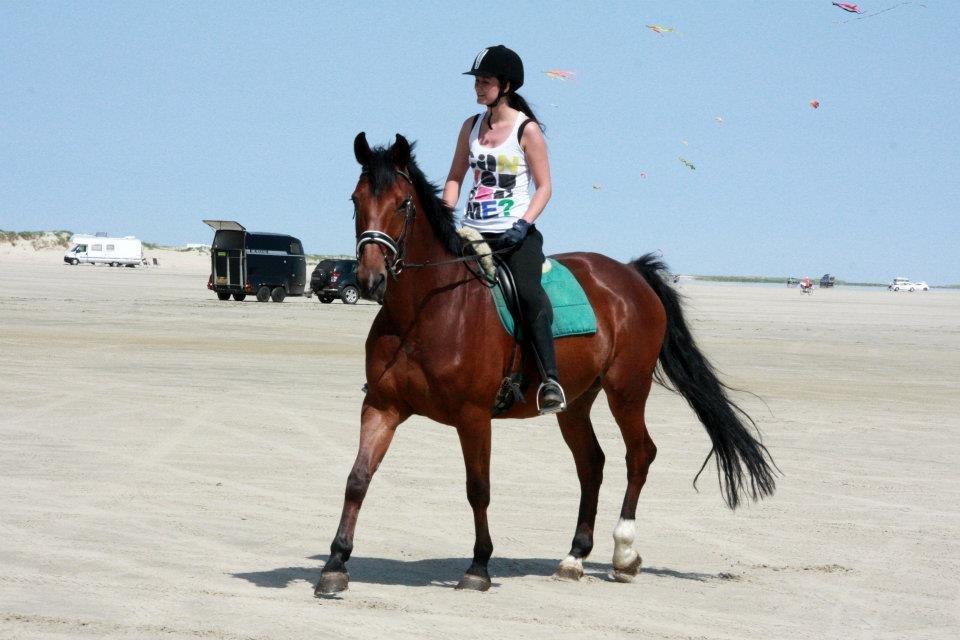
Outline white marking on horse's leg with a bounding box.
[612,518,641,577]
[555,554,584,581]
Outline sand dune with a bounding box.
[1,251,957,639]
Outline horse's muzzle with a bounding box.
[357,245,388,302]
[359,271,386,302]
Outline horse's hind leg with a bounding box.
[604,375,657,583]
[554,383,605,581]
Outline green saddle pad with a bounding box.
[492,258,597,338]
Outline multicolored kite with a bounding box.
[679,157,696,171]
[646,24,677,35]
[543,69,576,81]
[832,2,863,12]
[810,99,820,109]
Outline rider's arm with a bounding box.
[520,123,552,225]
[442,117,474,210]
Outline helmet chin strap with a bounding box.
[484,81,511,125]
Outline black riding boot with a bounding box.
[528,310,566,414]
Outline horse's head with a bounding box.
[352,132,417,301]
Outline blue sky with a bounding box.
[2,1,958,283]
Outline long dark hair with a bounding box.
[505,92,544,133]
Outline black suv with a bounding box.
[310,259,360,304]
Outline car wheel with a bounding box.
[894,287,899,291]
[341,285,359,305]
[70,258,79,265]
[271,286,286,303]
[909,287,915,292]
[319,296,333,304]
[256,286,271,302]
[216,291,231,301]
[232,293,246,301]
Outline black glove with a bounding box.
[499,219,531,249]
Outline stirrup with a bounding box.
[536,379,567,415]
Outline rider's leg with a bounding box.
[502,227,566,413]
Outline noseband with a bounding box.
[355,168,415,279]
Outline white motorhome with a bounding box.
[64,235,143,267]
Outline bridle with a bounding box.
[354,166,510,284]
[355,167,416,280]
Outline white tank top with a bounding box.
[464,112,532,232]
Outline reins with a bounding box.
[355,166,510,286]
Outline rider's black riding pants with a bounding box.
[483,226,559,381]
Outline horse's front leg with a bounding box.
[315,402,407,596]
[455,419,493,591]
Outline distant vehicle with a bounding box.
[820,274,836,288]
[203,220,307,302]
[888,277,928,292]
[310,259,360,304]
[786,277,800,287]
[63,235,143,267]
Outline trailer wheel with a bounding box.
[341,285,359,305]
[216,291,231,301]
[256,286,271,302]
[271,287,286,303]
[232,292,246,301]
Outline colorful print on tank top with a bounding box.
[464,112,531,232]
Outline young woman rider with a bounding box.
[442,44,565,414]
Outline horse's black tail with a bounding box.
[631,253,777,509]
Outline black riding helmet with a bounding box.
[463,45,524,94]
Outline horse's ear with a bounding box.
[391,134,410,170]
[354,132,371,166]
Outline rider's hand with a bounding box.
[500,219,531,248]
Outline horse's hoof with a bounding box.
[315,571,349,596]
[455,573,491,592]
[610,554,642,583]
[553,557,584,581]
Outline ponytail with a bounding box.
[506,92,545,133]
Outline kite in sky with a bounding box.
[810,99,820,109]
[592,182,602,190]
[640,172,647,179]
[646,24,677,35]
[543,69,576,81]
[679,157,696,171]
[835,1,922,23]
[832,2,863,12]
[714,116,725,125]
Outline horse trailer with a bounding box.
[203,220,307,302]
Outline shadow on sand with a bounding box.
[232,555,730,590]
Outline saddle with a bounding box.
[456,228,597,415]
[491,258,597,340]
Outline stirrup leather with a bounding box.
[536,379,567,415]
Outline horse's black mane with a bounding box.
[363,142,464,257]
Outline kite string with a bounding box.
[836,1,920,24]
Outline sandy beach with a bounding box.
[1,247,958,639]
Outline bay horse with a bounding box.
[316,133,776,595]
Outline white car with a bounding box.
[888,278,929,292]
